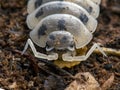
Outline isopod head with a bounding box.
[45,31,75,52]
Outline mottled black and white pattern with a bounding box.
[27,0,101,49]
[28,0,100,17]
[21,0,108,61]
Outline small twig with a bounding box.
[38,65,61,78]
[12,50,58,76]
[12,50,60,77]
[94,47,120,57]
[37,58,75,79]
[11,47,120,79]
[12,50,39,74]
[115,72,120,77]
[109,6,120,14]
[11,49,75,79]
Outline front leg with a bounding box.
[22,39,58,60]
[62,43,107,62]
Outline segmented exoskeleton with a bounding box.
[22,0,107,61]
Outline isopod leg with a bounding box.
[62,43,107,61]
[22,39,58,60]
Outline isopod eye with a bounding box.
[62,36,67,41]
[45,43,54,52]
[69,44,74,48]
[67,42,75,51]
[49,34,55,40]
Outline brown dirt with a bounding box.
[0,0,120,90]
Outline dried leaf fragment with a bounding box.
[101,73,114,90]
[65,72,101,90]
[65,72,114,90]
[8,82,17,89]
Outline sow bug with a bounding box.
[22,0,107,61]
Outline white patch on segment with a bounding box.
[26,13,39,29]
[27,0,36,14]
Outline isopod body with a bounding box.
[22,0,107,62]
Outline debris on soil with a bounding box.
[44,75,65,90]
[54,47,87,68]
[101,73,114,90]
[65,72,114,90]
[93,47,120,57]
[65,72,100,90]
[0,0,120,89]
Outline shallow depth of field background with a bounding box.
[0,0,120,89]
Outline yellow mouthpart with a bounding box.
[54,46,88,68]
